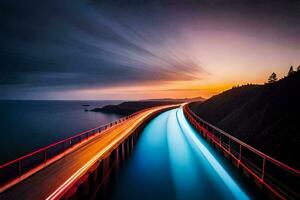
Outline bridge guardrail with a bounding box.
[183,104,300,200]
[0,108,147,188]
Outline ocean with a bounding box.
[0,100,123,165]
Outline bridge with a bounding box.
[0,105,177,199]
[0,104,299,200]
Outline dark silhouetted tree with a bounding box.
[297,65,300,71]
[268,72,277,83]
[288,66,294,76]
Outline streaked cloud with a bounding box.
[0,0,299,99]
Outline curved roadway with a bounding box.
[0,105,174,200]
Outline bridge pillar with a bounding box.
[98,156,110,199]
[85,166,97,199]
[103,156,110,186]
[133,132,138,145]
[130,135,134,152]
[96,161,104,184]
[126,139,130,159]
[128,137,131,155]
[90,161,104,198]
[115,147,120,174]
[110,148,118,178]
[121,142,126,161]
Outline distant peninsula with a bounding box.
[90,96,205,115]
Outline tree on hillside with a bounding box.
[297,65,300,71]
[268,72,277,83]
[288,66,294,76]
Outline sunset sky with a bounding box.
[1,0,299,100]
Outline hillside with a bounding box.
[190,71,300,168]
[91,101,179,115]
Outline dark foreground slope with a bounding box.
[190,71,300,168]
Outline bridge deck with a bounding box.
[0,106,168,200]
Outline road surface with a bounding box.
[110,108,250,200]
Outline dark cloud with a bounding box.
[0,0,299,99]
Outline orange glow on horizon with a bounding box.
[47,69,285,101]
[70,76,268,100]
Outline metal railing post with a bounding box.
[262,158,266,180]
[63,141,65,152]
[18,160,22,177]
[239,144,242,162]
[44,149,47,163]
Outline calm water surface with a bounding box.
[0,100,122,164]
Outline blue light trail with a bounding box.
[110,108,250,200]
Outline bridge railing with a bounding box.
[0,109,145,187]
[183,105,300,200]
